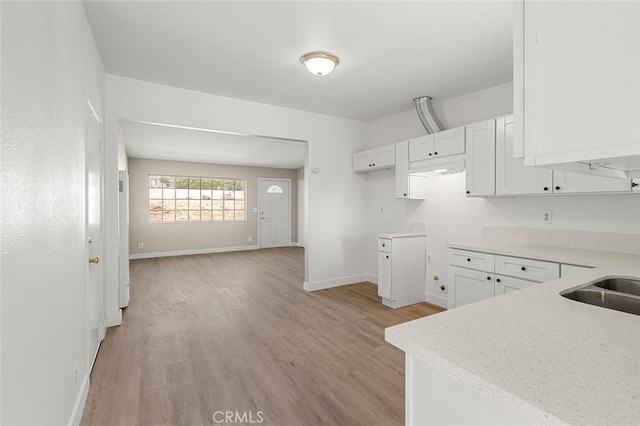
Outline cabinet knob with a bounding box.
[632,182,638,188]
[369,164,372,167]
[404,193,407,196]
[487,276,492,281]
[496,278,501,283]
[382,243,385,247]
[521,266,526,271]
[372,163,375,166]
[386,255,389,259]
[466,258,471,262]
[440,285,446,291]
[466,190,470,194]
[428,153,432,156]
[434,152,438,155]
[543,186,549,191]
[555,186,560,190]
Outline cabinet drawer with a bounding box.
[495,255,559,283]
[378,238,392,253]
[495,275,538,295]
[448,249,494,273]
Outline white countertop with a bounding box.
[385,239,640,425]
[378,232,426,239]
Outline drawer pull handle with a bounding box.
[521,266,526,271]
[555,186,560,190]
[466,258,471,262]
[386,255,389,259]
[543,186,549,191]
[382,243,385,247]
[496,278,501,283]
[487,276,492,281]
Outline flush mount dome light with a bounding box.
[300,51,339,76]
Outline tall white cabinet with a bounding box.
[377,234,426,309]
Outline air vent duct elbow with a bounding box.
[414,96,444,134]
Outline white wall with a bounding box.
[364,83,640,307]
[1,2,105,424]
[105,75,369,305]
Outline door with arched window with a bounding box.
[258,179,291,248]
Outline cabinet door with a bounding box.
[409,135,434,162]
[494,275,537,295]
[522,1,640,166]
[378,252,392,299]
[434,126,465,157]
[552,171,632,194]
[465,119,496,197]
[353,150,372,172]
[496,115,553,195]
[447,266,494,309]
[372,145,395,168]
[560,264,592,278]
[395,141,409,198]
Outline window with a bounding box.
[266,184,284,194]
[149,175,246,222]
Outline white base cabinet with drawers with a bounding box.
[377,234,426,309]
[447,248,560,309]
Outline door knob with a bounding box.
[89,257,100,264]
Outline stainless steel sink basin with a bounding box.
[592,278,640,297]
[561,277,640,316]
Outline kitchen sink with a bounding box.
[561,277,640,316]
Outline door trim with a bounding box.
[257,178,292,249]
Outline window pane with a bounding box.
[201,178,213,189]
[149,200,162,211]
[223,190,234,200]
[235,180,245,191]
[189,178,201,189]
[176,189,189,200]
[224,210,235,220]
[213,200,224,210]
[163,188,175,199]
[189,200,201,210]
[235,210,245,220]
[212,210,223,221]
[176,200,189,210]
[188,189,200,200]
[201,200,212,210]
[266,184,284,194]
[212,190,224,200]
[163,200,176,210]
[162,211,175,222]
[189,210,201,221]
[201,189,212,200]
[161,176,175,188]
[235,190,245,200]
[149,175,162,188]
[201,210,212,221]
[149,188,163,199]
[150,211,162,222]
[224,200,235,210]
[212,179,224,190]
[235,200,245,210]
[176,210,189,221]
[176,177,189,189]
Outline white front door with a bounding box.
[259,179,290,248]
[86,103,103,370]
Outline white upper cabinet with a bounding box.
[395,141,426,200]
[515,0,640,177]
[408,126,465,162]
[353,144,395,172]
[408,134,434,162]
[465,119,496,197]
[496,115,553,195]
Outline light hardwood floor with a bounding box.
[80,247,444,426]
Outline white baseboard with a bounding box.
[106,309,122,327]
[290,242,305,248]
[129,244,259,260]
[366,274,378,285]
[67,372,89,426]
[425,291,447,308]
[303,274,369,292]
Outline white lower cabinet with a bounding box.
[377,235,426,308]
[448,248,560,309]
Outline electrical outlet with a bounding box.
[139,242,144,249]
[379,207,384,214]
[426,252,432,263]
[541,210,553,225]
[248,236,252,242]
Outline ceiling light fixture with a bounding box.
[300,51,339,76]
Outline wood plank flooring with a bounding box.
[80,247,444,426]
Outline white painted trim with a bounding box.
[130,244,260,260]
[258,178,292,249]
[106,310,122,327]
[303,274,369,292]
[366,274,378,285]
[425,291,447,308]
[67,372,89,426]
[290,241,305,248]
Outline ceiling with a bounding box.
[119,120,306,169]
[83,1,513,122]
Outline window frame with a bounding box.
[148,174,247,224]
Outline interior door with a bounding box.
[86,103,103,370]
[259,179,290,248]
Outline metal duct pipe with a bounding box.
[413,96,444,134]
